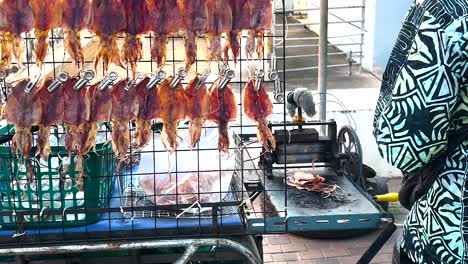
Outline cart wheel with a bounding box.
[367,177,389,211]
[362,164,376,178]
[337,126,364,188]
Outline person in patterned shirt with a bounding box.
[373,0,468,263]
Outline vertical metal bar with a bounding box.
[282,0,288,234]
[360,0,366,73]
[318,0,328,123]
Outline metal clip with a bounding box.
[73,70,95,91]
[98,71,118,91]
[254,69,265,92]
[195,68,211,90]
[47,72,69,92]
[218,69,235,91]
[146,69,166,89]
[24,73,42,93]
[269,70,284,103]
[0,70,8,81]
[170,68,187,89]
[125,72,141,91]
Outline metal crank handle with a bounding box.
[99,71,118,91]
[74,70,95,91]
[147,69,166,89]
[48,72,69,92]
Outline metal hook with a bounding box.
[254,69,265,92]
[147,69,166,89]
[98,71,118,91]
[125,72,141,91]
[218,69,235,91]
[196,68,211,90]
[73,70,95,91]
[170,68,187,89]
[24,72,42,93]
[47,72,69,92]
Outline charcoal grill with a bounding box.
[234,118,392,236]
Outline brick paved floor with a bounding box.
[262,227,401,264]
[261,178,407,264]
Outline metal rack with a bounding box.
[0,0,390,263]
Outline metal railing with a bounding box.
[272,0,366,75]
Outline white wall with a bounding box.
[372,0,411,71]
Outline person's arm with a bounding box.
[373,15,465,173]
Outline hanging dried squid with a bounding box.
[246,0,273,59]
[185,74,211,148]
[206,0,232,62]
[121,0,149,76]
[147,0,181,68]
[158,76,187,152]
[134,77,160,149]
[111,79,140,161]
[208,75,237,154]
[90,0,126,72]
[243,77,276,152]
[0,0,34,69]
[30,0,63,67]
[5,79,43,182]
[177,0,208,71]
[62,0,93,68]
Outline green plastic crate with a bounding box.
[0,123,116,229]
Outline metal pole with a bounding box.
[0,238,261,264]
[318,0,328,122]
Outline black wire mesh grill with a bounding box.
[0,0,292,248]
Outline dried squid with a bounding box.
[90,0,126,72]
[224,0,253,63]
[111,79,140,161]
[208,78,237,154]
[81,81,113,155]
[62,76,90,189]
[134,77,160,149]
[246,0,273,59]
[122,0,149,76]
[31,0,63,67]
[0,0,34,69]
[206,0,232,61]
[36,78,65,161]
[62,0,93,68]
[5,79,42,182]
[243,79,275,152]
[147,0,181,68]
[185,75,211,148]
[158,77,187,152]
[177,0,208,71]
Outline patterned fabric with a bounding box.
[372,0,468,263]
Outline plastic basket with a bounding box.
[0,123,116,229]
